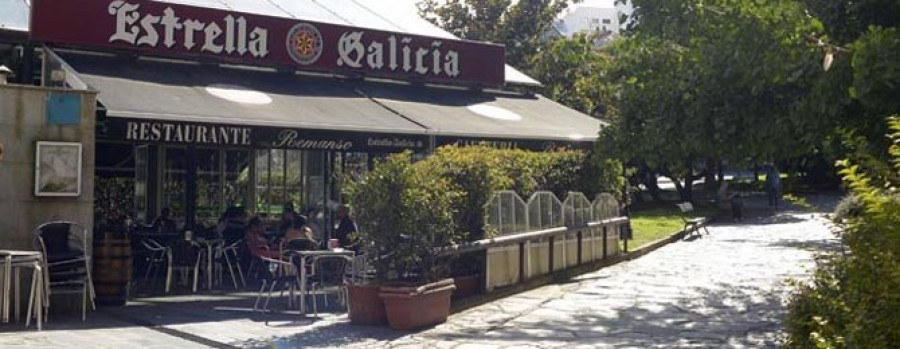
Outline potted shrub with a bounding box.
[448,256,481,299]
[346,152,464,330]
[346,283,386,326]
[417,146,511,299]
[343,154,408,326]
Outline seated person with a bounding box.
[151,207,178,234]
[217,206,247,241]
[303,206,324,241]
[244,217,280,259]
[730,192,745,222]
[283,215,318,251]
[278,202,297,237]
[333,205,358,249]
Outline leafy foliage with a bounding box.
[784,117,900,348]
[597,0,831,201]
[417,146,511,240]
[528,33,617,118]
[344,152,463,282]
[802,0,900,44]
[345,146,624,281]
[417,0,572,70]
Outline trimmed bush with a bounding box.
[344,145,625,282]
[418,145,624,239]
[344,152,463,282]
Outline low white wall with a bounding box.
[485,227,621,291]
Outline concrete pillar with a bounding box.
[0,84,97,249]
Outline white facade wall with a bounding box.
[556,5,620,36]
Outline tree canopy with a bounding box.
[588,0,831,200]
[418,0,572,70]
[418,0,900,202]
[528,33,616,118]
[592,0,899,200]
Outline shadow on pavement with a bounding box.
[237,322,406,348]
[413,285,791,347]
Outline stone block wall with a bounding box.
[0,84,97,250]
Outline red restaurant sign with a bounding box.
[30,0,506,87]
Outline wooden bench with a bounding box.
[677,202,710,238]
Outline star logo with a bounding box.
[286,23,323,66]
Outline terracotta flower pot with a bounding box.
[378,278,456,331]
[452,274,480,300]
[348,283,387,326]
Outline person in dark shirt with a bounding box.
[151,207,177,233]
[765,165,782,208]
[217,206,247,242]
[278,202,297,237]
[284,215,317,251]
[333,205,357,248]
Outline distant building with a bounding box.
[551,0,631,46]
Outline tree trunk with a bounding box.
[717,161,725,183]
[681,158,695,203]
[634,162,662,202]
[642,172,663,202]
[659,166,692,203]
[704,158,718,192]
[753,163,761,184]
[681,175,694,203]
[703,168,715,194]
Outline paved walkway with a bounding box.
[253,196,840,348]
[0,196,839,348]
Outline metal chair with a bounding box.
[32,221,96,321]
[309,255,350,316]
[252,255,305,322]
[219,225,246,289]
[346,253,375,285]
[168,239,204,293]
[139,238,170,291]
[20,256,45,330]
[2,251,46,330]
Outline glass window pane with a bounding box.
[306,151,325,209]
[195,148,222,224]
[225,149,251,209]
[255,149,271,215]
[285,150,303,210]
[163,147,187,226]
[135,145,149,221]
[269,149,286,215]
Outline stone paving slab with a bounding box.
[0,312,207,348]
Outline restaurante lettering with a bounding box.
[125,121,252,145]
[108,0,269,58]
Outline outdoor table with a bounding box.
[0,250,43,327]
[286,249,354,314]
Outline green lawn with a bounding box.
[624,204,718,249]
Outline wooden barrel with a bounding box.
[92,237,133,306]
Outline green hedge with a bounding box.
[344,145,624,282]
[418,145,624,240]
